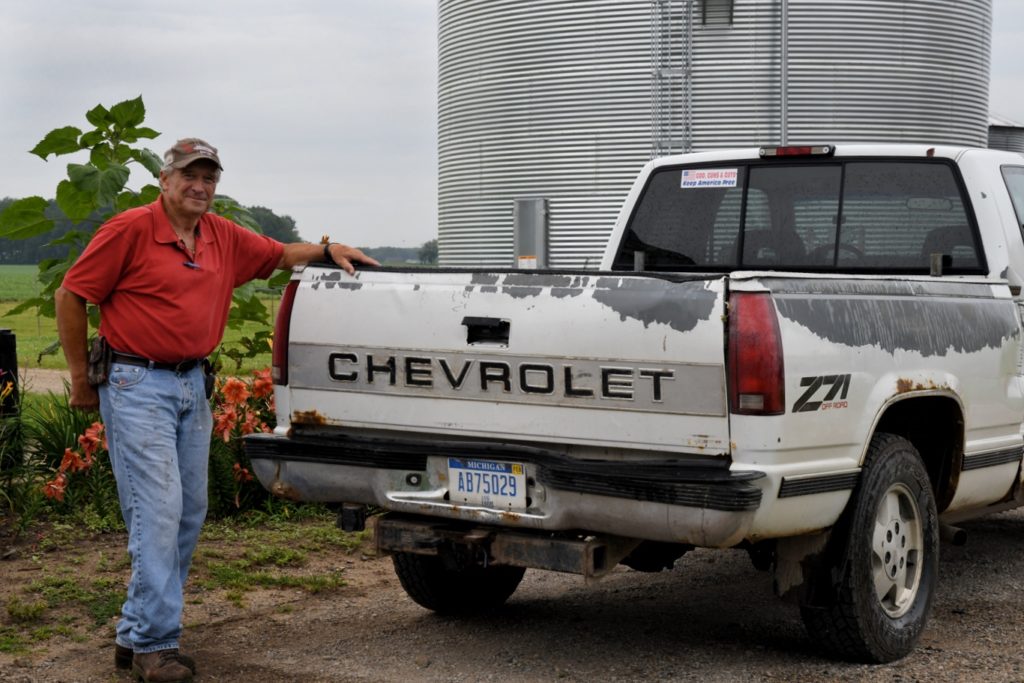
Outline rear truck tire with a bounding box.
[800,433,939,663]
[392,550,526,614]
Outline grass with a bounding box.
[0,265,41,302]
[27,574,124,627]
[0,509,369,656]
[1,300,64,370]
[0,265,274,373]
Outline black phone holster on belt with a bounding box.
[86,337,112,387]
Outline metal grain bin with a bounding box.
[989,116,1024,153]
[438,0,994,268]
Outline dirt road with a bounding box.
[5,510,1024,682]
[16,368,68,396]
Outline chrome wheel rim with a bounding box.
[871,482,924,618]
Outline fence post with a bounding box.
[0,329,19,417]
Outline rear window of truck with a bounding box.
[613,159,984,274]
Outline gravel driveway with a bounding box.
[5,509,1024,682]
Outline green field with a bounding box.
[0,264,43,302]
[0,265,274,373]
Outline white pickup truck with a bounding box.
[247,144,1024,662]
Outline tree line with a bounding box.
[0,197,438,266]
[0,196,302,265]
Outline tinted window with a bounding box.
[614,159,980,274]
[614,166,747,270]
[839,162,979,270]
[742,165,841,267]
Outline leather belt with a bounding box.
[111,352,203,373]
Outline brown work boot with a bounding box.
[116,643,197,674]
[131,649,194,682]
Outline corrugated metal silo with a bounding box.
[989,116,1024,153]
[438,0,994,268]
[438,0,654,268]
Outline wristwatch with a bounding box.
[323,242,338,266]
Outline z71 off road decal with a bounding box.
[792,374,851,413]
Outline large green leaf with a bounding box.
[45,229,89,249]
[64,162,130,211]
[115,184,159,212]
[4,296,47,317]
[139,184,161,203]
[129,126,159,140]
[267,270,292,288]
[109,96,145,129]
[57,179,98,222]
[37,257,65,275]
[97,164,131,207]
[89,147,111,170]
[116,190,143,213]
[80,129,107,148]
[117,183,162,212]
[226,286,270,328]
[68,163,100,192]
[113,143,132,163]
[120,126,160,144]
[30,126,83,160]
[85,104,111,128]
[0,197,54,239]
[130,148,163,176]
[212,196,261,232]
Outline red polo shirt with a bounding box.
[62,197,284,363]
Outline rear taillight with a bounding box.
[727,292,785,415]
[272,280,299,385]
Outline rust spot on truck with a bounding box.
[896,378,952,394]
[499,510,523,524]
[292,410,327,425]
[269,480,303,501]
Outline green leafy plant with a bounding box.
[0,381,48,534]
[217,270,291,371]
[0,96,161,322]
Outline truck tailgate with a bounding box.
[285,269,729,454]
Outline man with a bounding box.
[55,138,378,683]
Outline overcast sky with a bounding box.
[1,0,1022,249]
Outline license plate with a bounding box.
[447,457,527,510]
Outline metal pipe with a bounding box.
[940,523,967,546]
[780,0,788,145]
[684,0,693,153]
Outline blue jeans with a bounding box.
[99,362,211,654]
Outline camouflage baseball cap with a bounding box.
[162,138,223,172]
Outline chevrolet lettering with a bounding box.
[320,349,696,412]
